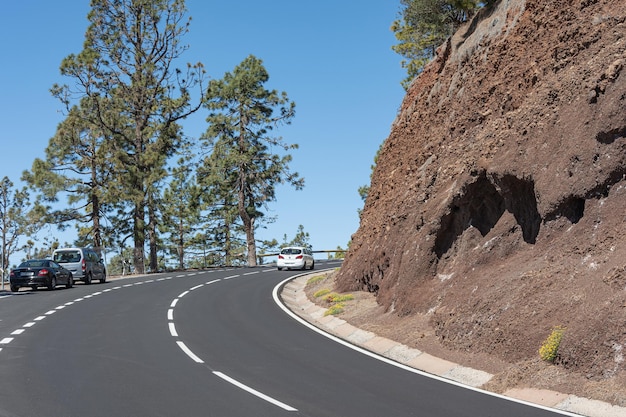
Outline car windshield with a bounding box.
[19,260,47,268]
[54,250,81,263]
[280,248,302,255]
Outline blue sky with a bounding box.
[0,1,406,266]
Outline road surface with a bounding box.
[0,262,567,416]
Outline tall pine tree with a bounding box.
[51,0,206,273]
[201,55,303,266]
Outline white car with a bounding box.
[277,247,314,270]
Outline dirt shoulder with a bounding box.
[304,270,626,408]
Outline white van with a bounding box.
[52,247,107,284]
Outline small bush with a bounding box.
[324,303,345,316]
[325,293,354,303]
[313,288,331,298]
[307,275,326,285]
[539,325,566,362]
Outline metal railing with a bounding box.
[258,250,346,257]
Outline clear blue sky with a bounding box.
[0,1,406,266]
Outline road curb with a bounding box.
[281,273,626,417]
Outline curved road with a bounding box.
[0,262,567,416]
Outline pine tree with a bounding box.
[0,178,37,281]
[391,0,490,89]
[288,225,311,249]
[23,103,112,249]
[201,55,303,266]
[51,0,206,274]
[160,148,202,270]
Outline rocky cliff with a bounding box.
[337,0,626,390]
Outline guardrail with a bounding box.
[258,250,346,257]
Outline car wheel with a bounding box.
[99,271,106,284]
[310,261,315,270]
[84,273,92,285]
[277,267,283,271]
[30,286,37,291]
[48,276,57,291]
[66,274,73,289]
[10,284,18,292]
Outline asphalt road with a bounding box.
[0,262,566,417]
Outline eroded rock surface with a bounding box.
[337,0,626,387]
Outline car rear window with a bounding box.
[19,260,47,268]
[54,250,81,263]
[280,248,302,255]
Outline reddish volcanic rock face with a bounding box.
[337,0,626,381]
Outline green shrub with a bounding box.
[324,303,345,316]
[313,288,331,298]
[325,293,354,303]
[307,275,326,285]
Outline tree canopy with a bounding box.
[200,55,303,266]
[0,177,38,278]
[45,0,206,273]
[391,0,492,89]
[20,3,324,271]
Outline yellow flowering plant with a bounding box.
[539,325,566,362]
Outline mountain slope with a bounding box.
[337,0,626,403]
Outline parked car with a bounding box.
[52,247,106,284]
[9,259,73,292]
[277,246,314,270]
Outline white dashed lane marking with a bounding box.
[0,270,221,353]
[169,323,178,337]
[167,270,298,412]
[213,371,298,412]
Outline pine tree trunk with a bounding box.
[237,174,257,266]
[133,204,145,274]
[178,217,184,269]
[245,222,257,267]
[148,200,158,272]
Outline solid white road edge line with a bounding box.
[213,371,298,412]
[272,272,581,417]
